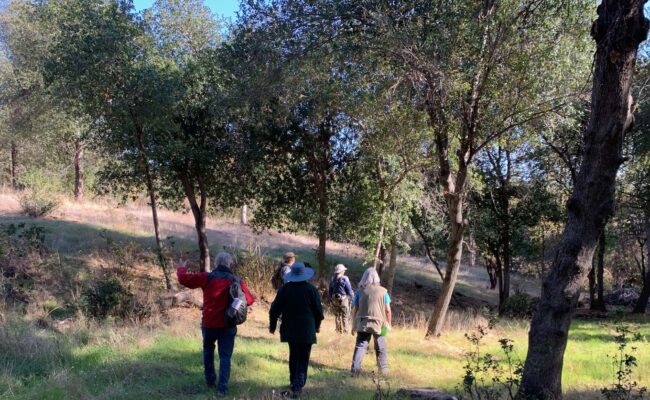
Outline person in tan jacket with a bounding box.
[350,267,392,375]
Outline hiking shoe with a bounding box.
[280,389,301,398]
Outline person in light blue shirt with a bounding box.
[350,268,392,375]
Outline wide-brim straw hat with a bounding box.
[333,264,347,274]
[283,262,315,282]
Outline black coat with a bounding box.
[269,281,324,344]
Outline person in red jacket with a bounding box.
[177,252,255,397]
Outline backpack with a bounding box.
[271,264,285,290]
[226,277,248,326]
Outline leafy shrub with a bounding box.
[19,191,60,218]
[18,169,63,218]
[601,325,648,400]
[458,319,523,400]
[231,245,276,299]
[80,275,135,320]
[501,292,539,319]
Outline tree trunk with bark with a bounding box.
[468,229,476,268]
[426,194,465,337]
[316,178,328,278]
[180,173,210,273]
[588,264,596,309]
[594,230,607,311]
[10,141,18,189]
[133,119,173,290]
[517,2,648,398]
[73,141,84,202]
[386,237,398,293]
[240,204,248,225]
[632,219,650,313]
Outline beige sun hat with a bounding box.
[283,252,296,262]
[334,264,347,274]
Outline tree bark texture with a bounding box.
[316,177,328,279]
[632,219,650,313]
[595,230,607,311]
[133,120,173,290]
[180,173,210,273]
[426,195,465,337]
[10,141,18,189]
[240,204,248,225]
[517,2,648,398]
[588,263,596,309]
[386,237,398,293]
[74,142,84,202]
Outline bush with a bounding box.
[601,325,648,400]
[231,245,276,299]
[501,292,539,319]
[19,191,60,218]
[458,320,523,400]
[80,275,135,320]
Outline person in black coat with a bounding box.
[269,263,324,398]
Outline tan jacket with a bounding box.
[353,285,387,334]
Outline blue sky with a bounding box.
[132,0,241,20]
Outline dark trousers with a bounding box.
[288,342,312,392]
[351,332,388,374]
[202,326,237,392]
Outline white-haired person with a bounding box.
[350,267,391,376]
[177,252,255,397]
[328,264,354,333]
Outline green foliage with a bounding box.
[80,274,135,320]
[230,245,277,298]
[19,191,59,218]
[18,168,62,217]
[602,325,648,400]
[459,321,523,400]
[500,292,539,319]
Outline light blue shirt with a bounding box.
[352,290,391,307]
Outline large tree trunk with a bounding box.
[181,174,210,273]
[426,195,465,337]
[594,230,607,311]
[386,237,398,293]
[633,263,650,313]
[10,141,18,189]
[316,179,328,278]
[73,142,84,202]
[133,120,173,290]
[632,220,650,313]
[517,3,648,398]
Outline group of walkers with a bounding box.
[177,251,392,398]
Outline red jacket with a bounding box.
[177,265,255,328]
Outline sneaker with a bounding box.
[280,389,301,398]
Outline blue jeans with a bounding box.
[288,342,312,392]
[202,326,237,392]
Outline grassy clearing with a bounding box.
[1,197,649,399]
[2,309,649,400]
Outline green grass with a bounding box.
[1,207,649,399]
[2,311,650,400]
